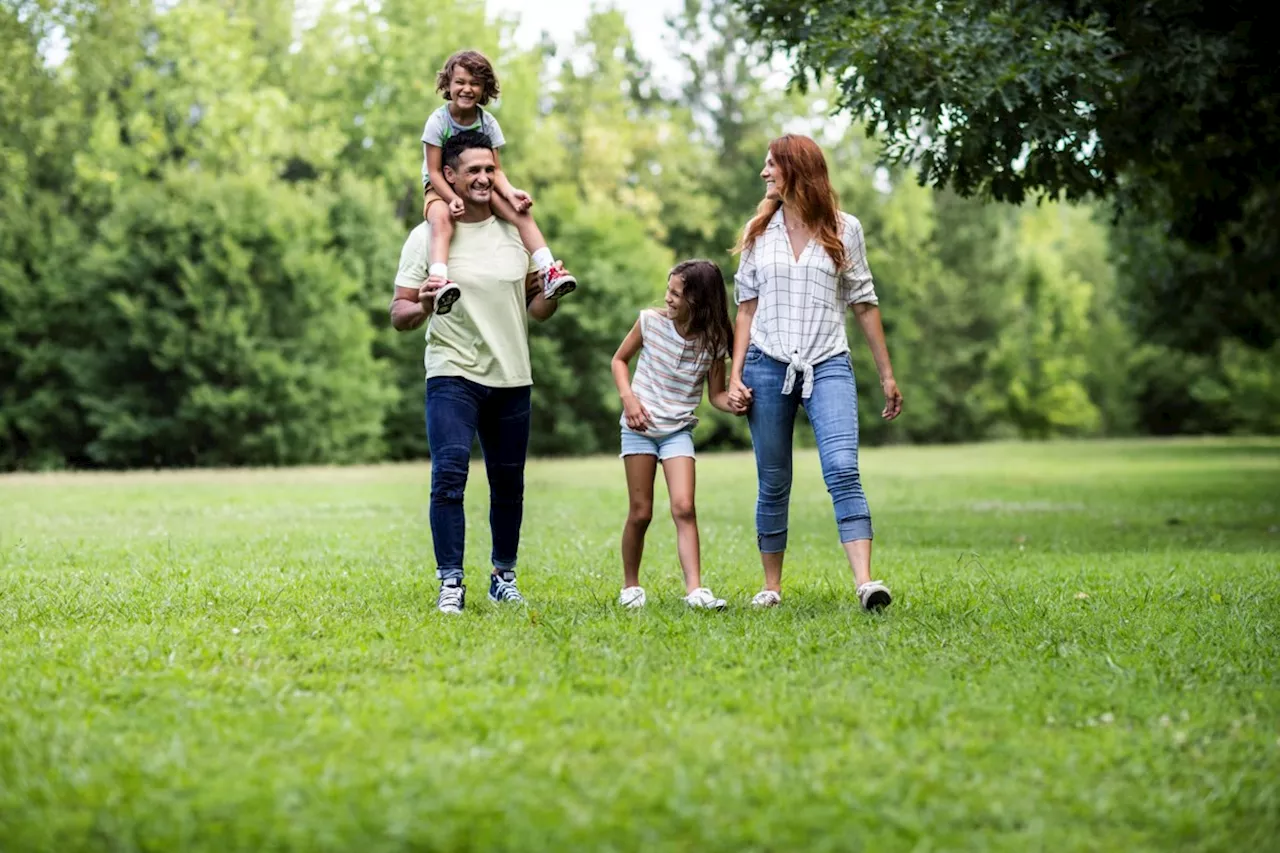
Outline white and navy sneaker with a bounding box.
[856,580,892,611]
[489,570,525,604]
[619,586,647,608]
[684,587,727,610]
[437,578,465,614]
[433,280,461,316]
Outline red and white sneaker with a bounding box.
[543,263,577,300]
[433,280,460,316]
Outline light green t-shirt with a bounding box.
[394,218,538,387]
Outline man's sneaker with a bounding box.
[619,586,647,608]
[437,579,465,614]
[857,580,893,611]
[489,570,525,604]
[750,589,782,608]
[684,587,727,610]
[433,280,461,316]
[542,263,577,300]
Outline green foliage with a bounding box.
[80,170,392,467]
[735,0,1280,348]
[1,0,1275,470]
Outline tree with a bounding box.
[735,0,1280,346]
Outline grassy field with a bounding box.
[1,438,1277,851]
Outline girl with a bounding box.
[728,134,903,611]
[420,50,577,314]
[610,260,739,609]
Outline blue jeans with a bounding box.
[743,345,872,553]
[425,377,531,581]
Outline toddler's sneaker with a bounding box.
[619,586,647,608]
[543,263,577,300]
[433,280,460,316]
[437,578,465,614]
[489,570,526,604]
[750,589,781,608]
[856,580,892,611]
[684,588,727,610]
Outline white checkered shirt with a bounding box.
[734,209,878,398]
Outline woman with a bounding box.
[727,134,903,610]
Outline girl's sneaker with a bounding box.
[684,588,727,610]
[750,589,781,608]
[619,586,646,608]
[856,580,892,611]
[434,280,461,316]
[543,263,577,300]
[437,579,465,614]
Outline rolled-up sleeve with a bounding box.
[734,242,760,304]
[840,215,878,305]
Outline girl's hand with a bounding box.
[622,395,655,432]
[507,188,533,213]
[881,377,903,420]
[448,197,465,218]
[727,376,753,415]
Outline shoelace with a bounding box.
[494,579,524,602]
[439,585,464,608]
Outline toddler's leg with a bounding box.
[491,193,578,300]
[425,197,460,315]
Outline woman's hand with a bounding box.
[880,377,903,420]
[622,394,655,431]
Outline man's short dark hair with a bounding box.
[442,129,494,171]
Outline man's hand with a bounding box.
[622,394,655,432]
[881,377,903,420]
[507,188,533,213]
[448,197,465,218]
[420,277,445,307]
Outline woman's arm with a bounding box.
[727,299,756,412]
[851,302,902,420]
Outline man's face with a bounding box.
[444,148,496,205]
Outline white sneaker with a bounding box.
[619,586,646,608]
[856,580,892,611]
[750,589,781,608]
[437,579,465,614]
[684,587,727,610]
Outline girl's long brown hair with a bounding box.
[669,260,733,362]
[733,134,846,271]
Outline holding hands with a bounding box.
[727,375,753,415]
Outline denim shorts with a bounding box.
[619,425,695,461]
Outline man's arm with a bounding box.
[390,281,441,331]
[526,271,557,321]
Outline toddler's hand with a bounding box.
[448,197,465,218]
[508,188,533,213]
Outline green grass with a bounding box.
[1,438,1278,851]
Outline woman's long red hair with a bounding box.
[733,134,845,271]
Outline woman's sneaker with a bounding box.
[619,586,646,608]
[489,570,525,604]
[684,588,727,610]
[543,263,577,300]
[437,579,465,614]
[433,280,461,316]
[856,580,892,611]
[750,589,781,608]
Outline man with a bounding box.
[390,129,559,614]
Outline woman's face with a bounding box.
[761,150,782,201]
